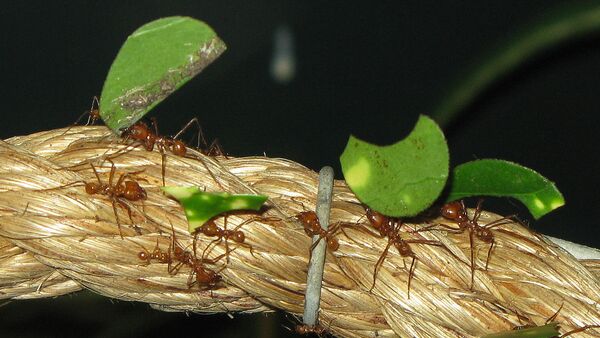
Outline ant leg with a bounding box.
[111,199,124,239]
[173,117,205,148]
[117,198,136,225]
[87,96,100,125]
[206,139,226,157]
[545,304,563,324]
[468,229,475,289]
[338,222,360,243]
[161,151,166,187]
[371,240,393,291]
[238,242,256,259]
[407,239,470,267]
[202,237,223,263]
[473,199,484,223]
[484,215,517,230]
[89,162,103,185]
[106,160,118,187]
[150,117,159,136]
[419,222,464,234]
[406,256,416,299]
[307,235,324,261]
[484,238,495,270]
[202,250,229,265]
[560,325,600,337]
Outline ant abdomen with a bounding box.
[231,231,245,243]
[171,140,186,156]
[327,237,339,251]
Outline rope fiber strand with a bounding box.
[0,126,599,337]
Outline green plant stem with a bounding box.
[432,4,600,128]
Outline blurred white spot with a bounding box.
[270,25,296,84]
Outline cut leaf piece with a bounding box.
[481,323,559,338]
[340,115,449,217]
[446,159,564,219]
[162,187,268,233]
[100,16,226,132]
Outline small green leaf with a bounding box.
[340,115,449,217]
[447,159,564,219]
[162,187,268,233]
[100,16,226,132]
[481,323,559,338]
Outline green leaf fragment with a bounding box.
[162,187,268,233]
[100,16,226,132]
[481,323,559,338]
[446,159,564,219]
[339,115,449,217]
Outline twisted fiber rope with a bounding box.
[0,126,599,337]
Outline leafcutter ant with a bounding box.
[364,207,449,298]
[168,221,226,289]
[439,200,516,289]
[196,215,255,264]
[120,117,223,187]
[295,211,340,258]
[50,160,146,238]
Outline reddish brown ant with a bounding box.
[137,239,170,264]
[364,207,449,298]
[439,200,516,289]
[168,221,226,289]
[72,96,101,126]
[196,215,255,264]
[50,160,146,238]
[61,96,101,135]
[295,211,340,257]
[120,117,223,187]
[295,323,327,336]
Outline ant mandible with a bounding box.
[295,211,340,258]
[196,215,255,264]
[364,207,447,298]
[121,117,223,187]
[440,199,516,289]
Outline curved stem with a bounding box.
[432,3,600,128]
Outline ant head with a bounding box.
[123,181,146,200]
[365,207,387,229]
[123,122,149,140]
[200,221,220,236]
[441,201,466,222]
[295,325,308,335]
[296,211,319,227]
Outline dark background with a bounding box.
[1,1,599,337]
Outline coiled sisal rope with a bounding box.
[0,126,599,337]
